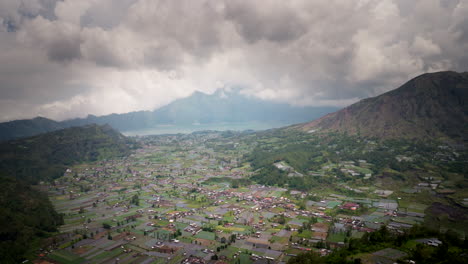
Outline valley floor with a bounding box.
[37,131,467,264]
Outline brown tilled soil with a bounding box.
[427,202,468,220]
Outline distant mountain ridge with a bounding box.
[0,116,63,141]
[297,71,468,142]
[62,90,337,131]
[0,90,337,141]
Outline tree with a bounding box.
[309,217,318,224]
[287,251,325,264]
[130,194,140,206]
[278,215,286,225]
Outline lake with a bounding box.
[122,121,294,136]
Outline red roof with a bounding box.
[342,202,359,208]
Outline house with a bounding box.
[246,238,270,248]
[341,202,360,211]
[154,245,179,254]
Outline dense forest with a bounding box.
[0,176,64,262]
[288,225,468,264]
[0,124,134,183]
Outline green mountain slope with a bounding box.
[0,124,132,183]
[297,71,468,142]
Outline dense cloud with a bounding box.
[0,0,466,121]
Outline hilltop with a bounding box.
[0,124,133,183]
[297,71,468,143]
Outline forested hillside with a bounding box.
[0,124,133,183]
[0,124,134,263]
[0,176,64,263]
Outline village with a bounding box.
[38,131,462,264]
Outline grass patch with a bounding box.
[93,247,122,261]
[351,231,365,239]
[327,232,346,243]
[297,230,313,239]
[216,225,246,233]
[48,250,87,264]
[195,231,216,240]
[270,235,289,244]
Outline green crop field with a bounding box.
[48,250,87,264]
[195,231,216,240]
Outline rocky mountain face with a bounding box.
[297,71,468,143]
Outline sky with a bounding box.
[0,0,467,122]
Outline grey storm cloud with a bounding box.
[224,1,308,43]
[47,36,82,62]
[0,0,467,122]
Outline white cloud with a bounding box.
[412,36,441,56]
[0,0,466,121]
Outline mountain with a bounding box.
[0,124,133,183]
[0,116,64,142]
[150,90,337,125]
[61,111,155,132]
[62,90,338,132]
[297,71,468,142]
[0,90,338,141]
[7,71,466,141]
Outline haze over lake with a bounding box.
[123,121,291,136]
